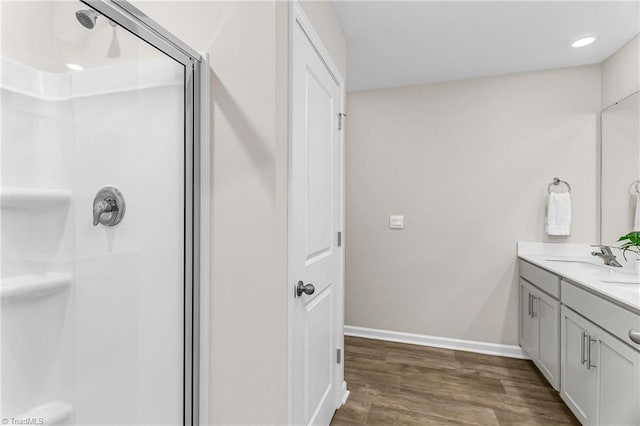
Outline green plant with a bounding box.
[617,231,640,260]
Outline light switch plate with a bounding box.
[389,215,404,229]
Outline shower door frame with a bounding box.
[79,1,203,424]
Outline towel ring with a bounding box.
[548,177,571,194]
[629,180,640,195]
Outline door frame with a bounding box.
[287,2,347,423]
[79,1,206,424]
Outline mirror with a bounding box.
[601,91,640,244]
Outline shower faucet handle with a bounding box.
[93,199,115,226]
[93,186,125,226]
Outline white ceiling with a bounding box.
[332,1,640,92]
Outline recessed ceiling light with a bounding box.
[571,36,597,48]
[65,63,84,71]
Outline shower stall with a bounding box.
[0,1,204,424]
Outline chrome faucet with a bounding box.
[591,245,623,268]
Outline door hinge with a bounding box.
[337,231,342,247]
[337,348,342,364]
[338,112,347,131]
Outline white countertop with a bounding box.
[518,242,640,315]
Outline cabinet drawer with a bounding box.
[562,280,640,351]
[519,260,560,298]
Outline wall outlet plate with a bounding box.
[389,215,404,229]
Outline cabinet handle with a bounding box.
[531,295,537,318]
[580,331,587,365]
[586,335,597,370]
[528,293,533,317]
[630,329,640,345]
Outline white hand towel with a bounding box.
[634,194,640,232]
[546,192,571,236]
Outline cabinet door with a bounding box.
[519,280,538,358]
[535,290,560,390]
[561,306,597,425]
[594,326,640,426]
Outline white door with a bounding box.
[290,11,343,426]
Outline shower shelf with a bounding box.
[1,273,72,299]
[17,401,73,424]
[1,187,72,209]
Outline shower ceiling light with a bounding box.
[571,36,597,48]
[66,63,84,71]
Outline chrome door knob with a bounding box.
[93,186,126,226]
[296,281,315,297]
[630,329,640,344]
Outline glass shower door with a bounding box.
[1,1,196,424]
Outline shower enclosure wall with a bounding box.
[0,1,202,424]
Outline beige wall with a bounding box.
[299,0,347,79]
[0,1,56,70]
[345,65,601,346]
[133,2,289,424]
[602,34,640,108]
[134,1,345,424]
[1,1,168,72]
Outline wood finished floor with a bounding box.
[331,336,579,426]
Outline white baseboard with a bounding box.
[344,325,529,359]
[339,381,349,407]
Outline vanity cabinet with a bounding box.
[561,305,640,425]
[518,264,560,390]
[518,259,640,425]
[560,280,640,426]
[518,248,640,425]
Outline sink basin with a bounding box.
[539,256,639,283]
[544,257,602,266]
[598,271,640,285]
[545,258,590,263]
